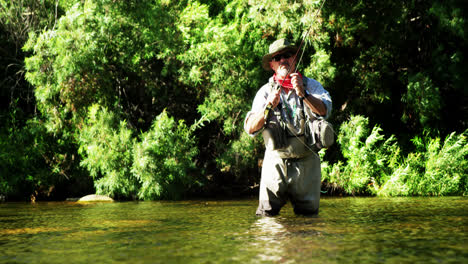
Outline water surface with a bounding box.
[1,197,467,263]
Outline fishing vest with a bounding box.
[262,77,334,158]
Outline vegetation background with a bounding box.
[1,0,467,201]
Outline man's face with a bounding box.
[269,50,296,78]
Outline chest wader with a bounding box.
[258,78,322,216]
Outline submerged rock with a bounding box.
[77,194,114,202]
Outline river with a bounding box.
[1,197,467,263]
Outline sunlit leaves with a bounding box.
[77,105,138,198]
[379,130,468,196]
[9,0,468,199]
[322,115,468,196]
[322,115,401,195]
[132,110,198,200]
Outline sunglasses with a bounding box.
[271,52,295,62]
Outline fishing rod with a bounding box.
[294,0,327,75]
[263,0,327,125]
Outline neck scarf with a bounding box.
[273,72,302,92]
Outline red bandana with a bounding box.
[273,72,302,92]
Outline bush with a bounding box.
[321,115,401,195]
[0,118,51,199]
[0,113,82,200]
[78,105,138,199]
[379,130,468,196]
[322,115,468,196]
[132,110,199,200]
[402,73,442,131]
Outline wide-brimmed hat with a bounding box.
[262,38,298,71]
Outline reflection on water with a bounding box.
[250,216,289,263]
[0,197,467,263]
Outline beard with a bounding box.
[276,63,291,78]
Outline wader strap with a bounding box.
[299,76,308,121]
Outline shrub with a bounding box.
[321,115,401,195]
[132,110,199,200]
[380,130,468,196]
[0,118,51,199]
[78,105,138,199]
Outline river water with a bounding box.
[1,197,467,263]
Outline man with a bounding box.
[244,38,332,216]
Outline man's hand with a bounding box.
[245,89,282,134]
[266,88,281,108]
[290,73,305,98]
[291,73,328,116]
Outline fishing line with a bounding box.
[267,0,327,98]
[291,0,327,74]
[262,0,329,154]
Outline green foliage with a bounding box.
[402,73,442,131]
[0,111,80,199]
[77,106,199,200]
[2,0,467,199]
[174,0,266,176]
[23,0,194,133]
[323,115,468,196]
[0,0,78,127]
[78,105,138,198]
[0,118,49,197]
[321,115,401,195]
[322,0,467,134]
[216,132,262,176]
[132,110,198,200]
[323,0,406,109]
[24,1,129,132]
[304,49,336,88]
[20,0,205,199]
[379,130,468,196]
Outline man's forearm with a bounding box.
[245,111,266,134]
[303,95,327,116]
